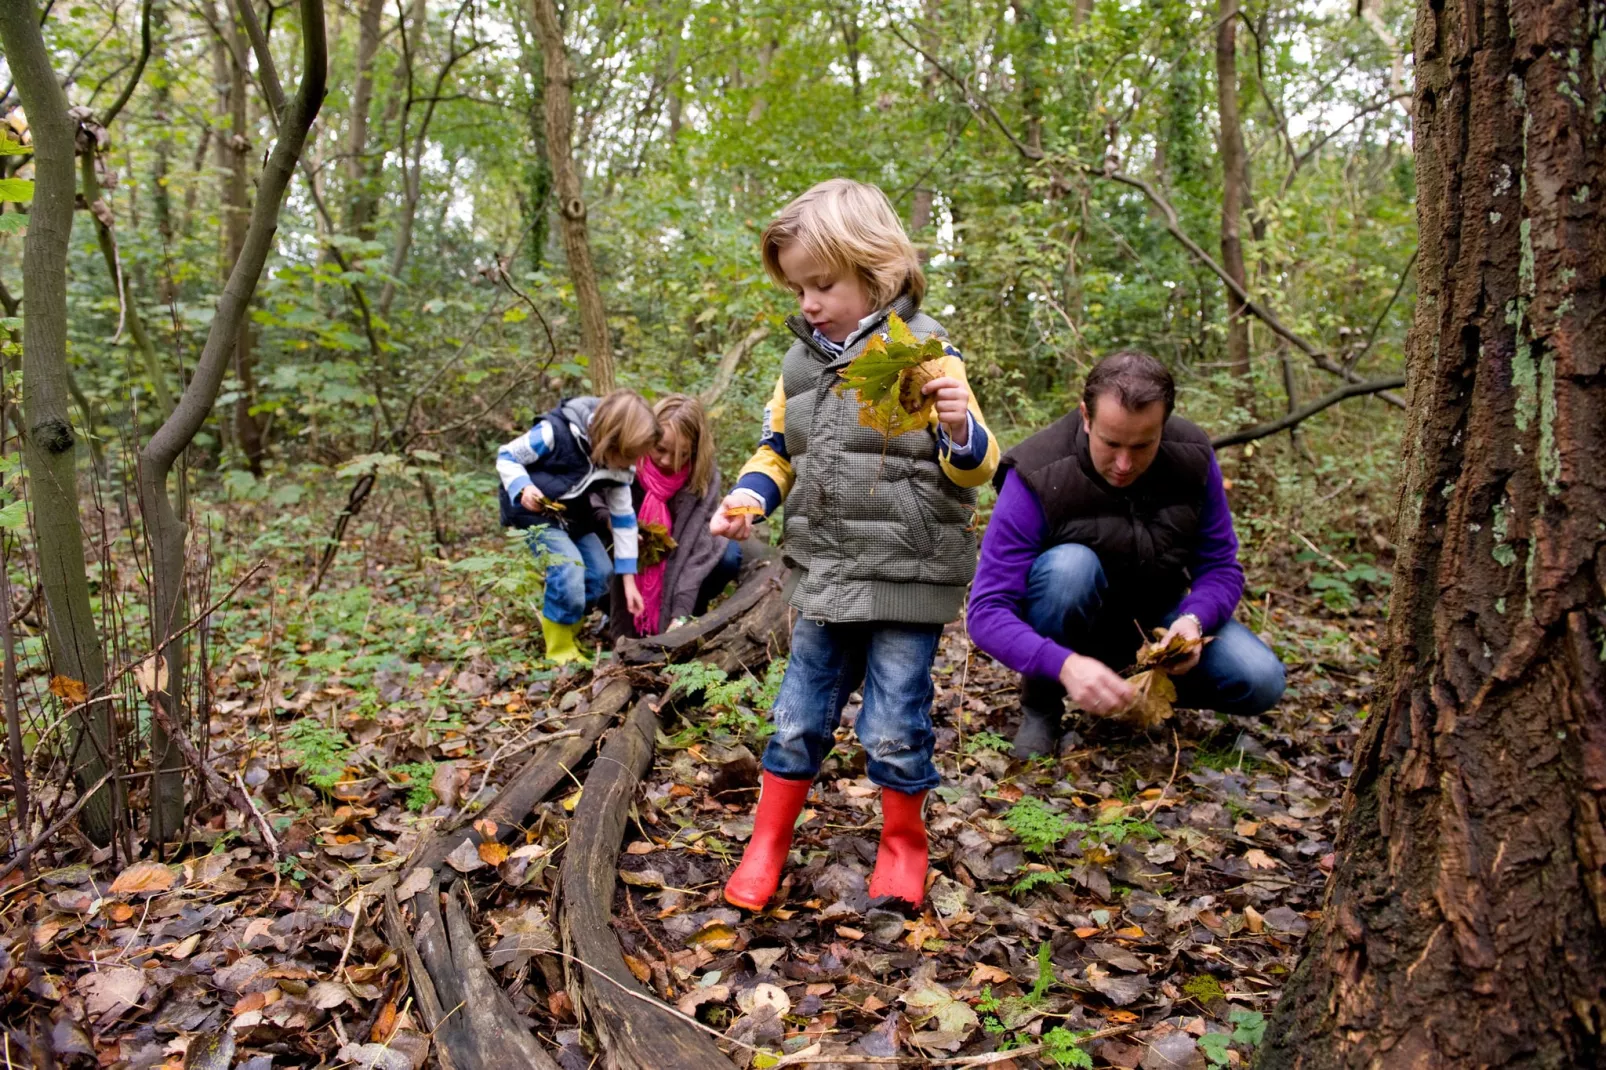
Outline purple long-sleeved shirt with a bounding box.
[966,454,1245,681]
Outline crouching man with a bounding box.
[967,351,1285,756]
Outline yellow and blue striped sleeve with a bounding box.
[930,346,1000,489]
[733,375,794,515]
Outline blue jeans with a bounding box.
[528,525,613,625]
[762,618,943,793]
[1021,543,1285,716]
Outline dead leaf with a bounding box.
[133,656,169,696]
[685,920,740,951]
[1087,966,1149,1006]
[1244,848,1280,870]
[638,522,679,568]
[900,980,979,1038]
[181,1028,235,1070]
[1136,628,1210,673]
[109,860,175,896]
[371,1000,399,1042]
[477,841,510,866]
[444,837,486,874]
[49,675,88,704]
[1113,668,1178,729]
[79,966,144,1018]
[338,1043,411,1070]
[623,954,652,983]
[395,866,433,900]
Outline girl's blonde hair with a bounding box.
[760,179,925,309]
[653,394,716,496]
[589,390,659,466]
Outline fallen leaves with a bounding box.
[49,675,88,704]
[78,966,145,1019]
[836,312,945,439]
[638,521,678,567]
[108,860,176,896]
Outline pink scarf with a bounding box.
[634,455,690,635]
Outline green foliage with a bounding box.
[1005,797,1159,860]
[1042,1028,1095,1069]
[664,657,787,745]
[281,719,354,792]
[964,730,1013,755]
[1030,941,1056,1003]
[391,762,438,812]
[1004,797,1075,855]
[1198,1009,1268,1066]
[1009,867,1068,895]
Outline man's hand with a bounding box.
[1159,615,1204,675]
[1059,653,1136,716]
[622,574,644,618]
[710,493,759,540]
[921,376,971,446]
[519,485,545,512]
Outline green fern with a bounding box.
[391,762,438,812]
[282,719,354,792]
[1004,797,1075,855]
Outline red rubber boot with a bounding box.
[723,772,812,911]
[868,788,929,906]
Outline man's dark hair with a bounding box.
[1082,350,1176,420]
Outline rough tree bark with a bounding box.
[221,4,266,474]
[0,0,117,844]
[528,0,615,393]
[343,0,385,239]
[138,0,327,844]
[1215,0,1251,383]
[1259,0,1606,1065]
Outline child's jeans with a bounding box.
[762,617,943,794]
[527,524,613,624]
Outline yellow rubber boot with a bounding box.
[539,615,584,665]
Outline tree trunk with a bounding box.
[1259,0,1606,1064]
[512,3,552,275]
[0,0,117,844]
[222,6,265,474]
[528,0,614,394]
[344,0,385,239]
[1216,0,1251,382]
[139,0,328,845]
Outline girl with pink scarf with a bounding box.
[602,395,742,641]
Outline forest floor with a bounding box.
[0,479,1381,1070]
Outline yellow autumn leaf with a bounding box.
[49,675,89,704]
[835,312,946,439]
[477,841,510,866]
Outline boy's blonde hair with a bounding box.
[653,394,716,496]
[760,179,926,309]
[590,390,659,466]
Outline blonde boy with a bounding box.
[710,179,999,910]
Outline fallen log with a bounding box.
[561,696,736,1067]
[389,552,792,1070]
[408,676,635,874]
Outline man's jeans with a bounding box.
[1022,544,1285,716]
[762,618,943,793]
[528,525,612,625]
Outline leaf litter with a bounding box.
[0,485,1378,1069]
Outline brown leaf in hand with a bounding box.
[1114,669,1178,729]
[1136,628,1209,673]
[638,521,678,568]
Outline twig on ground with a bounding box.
[0,771,114,881]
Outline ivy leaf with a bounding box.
[638,521,678,567]
[0,178,34,204]
[836,311,946,439]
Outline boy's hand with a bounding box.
[711,493,760,540]
[622,574,644,618]
[519,485,545,512]
[921,376,971,446]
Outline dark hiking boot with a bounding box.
[1012,705,1062,759]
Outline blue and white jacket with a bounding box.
[496,397,639,573]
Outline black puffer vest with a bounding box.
[497,397,631,530]
[997,413,1213,621]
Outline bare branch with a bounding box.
[100,0,153,127]
[1211,375,1406,448]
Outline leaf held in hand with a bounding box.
[836,312,946,439]
[638,521,678,567]
[1114,669,1177,729]
[722,503,763,519]
[1137,627,1209,673]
